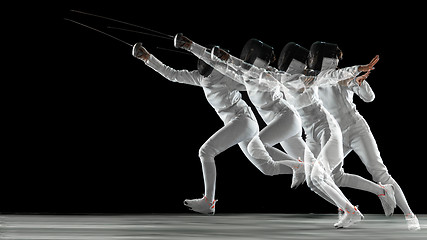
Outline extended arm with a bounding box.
[279,55,379,90]
[312,66,361,87]
[174,33,271,81]
[132,42,202,86]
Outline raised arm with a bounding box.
[308,55,380,89]
[132,42,202,87]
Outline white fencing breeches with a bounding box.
[258,109,307,162]
[198,109,258,202]
[243,108,304,176]
[332,116,413,214]
[302,107,355,210]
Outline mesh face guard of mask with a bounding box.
[240,38,275,69]
[278,42,309,73]
[308,41,341,71]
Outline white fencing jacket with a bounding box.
[318,79,375,131]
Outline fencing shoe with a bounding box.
[334,206,364,229]
[405,213,421,231]
[184,195,217,215]
[378,183,396,216]
[291,159,305,189]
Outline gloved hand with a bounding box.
[132,42,150,61]
[355,71,370,86]
[212,46,230,61]
[358,55,379,72]
[174,33,192,50]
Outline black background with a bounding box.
[4,1,425,215]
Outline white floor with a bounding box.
[1,214,426,240]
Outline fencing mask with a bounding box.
[240,38,276,69]
[278,42,309,74]
[308,41,342,71]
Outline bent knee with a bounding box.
[256,162,279,176]
[198,142,218,162]
[371,169,392,183]
[310,166,325,186]
[332,169,345,187]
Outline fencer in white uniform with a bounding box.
[176,35,387,228]
[242,42,349,215]
[296,41,395,225]
[204,38,306,187]
[275,42,344,209]
[316,42,420,230]
[267,42,388,228]
[132,43,301,215]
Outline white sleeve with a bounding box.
[145,54,202,87]
[189,42,294,96]
[269,66,360,93]
[349,79,375,102]
[307,66,360,88]
[190,42,289,97]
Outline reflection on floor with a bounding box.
[0,214,426,239]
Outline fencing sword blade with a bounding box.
[65,18,133,47]
[107,26,172,40]
[70,9,174,39]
